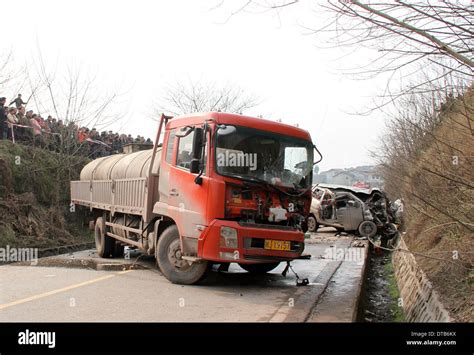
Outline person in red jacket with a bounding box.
[78,128,87,143]
[30,115,42,147]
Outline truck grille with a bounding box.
[238,222,297,231]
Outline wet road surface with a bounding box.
[0,230,367,322]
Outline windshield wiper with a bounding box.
[292,182,305,191]
[226,173,310,196]
[227,174,272,188]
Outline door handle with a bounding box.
[169,188,179,197]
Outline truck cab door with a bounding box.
[155,128,176,210]
[157,126,210,252]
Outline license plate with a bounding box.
[264,240,291,251]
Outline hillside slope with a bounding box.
[0,141,92,249]
[383,87,473,322]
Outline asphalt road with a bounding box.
[0,231,367,322]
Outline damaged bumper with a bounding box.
[197,220,305,264]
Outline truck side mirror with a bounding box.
[190,159,200,174]
[192,128,204,160]
[190,128,204,175]
[313,144,323,165]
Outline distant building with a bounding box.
[332,171,358,185]
[313,165,384,188]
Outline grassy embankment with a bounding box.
[382,87,473,322]
[0,141,92,249]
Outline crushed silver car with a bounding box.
[307,183,399,239]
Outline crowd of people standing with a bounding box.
[0,94,152,158]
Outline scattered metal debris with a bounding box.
[281,261,309,286]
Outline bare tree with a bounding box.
[0,50,27,94]
[22,45,126,154]
[217,1,473,103]
[316,1,473,71]
[15,48,126,204]
[28,58,122,130]
[220,1,473,69]
[0,51,14,87]
[155,78,260,116]
[372,83,473,319]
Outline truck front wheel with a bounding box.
[95,217,114,258]
[239,262,280,274]
[156,225,208,285]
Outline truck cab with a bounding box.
[153,113,316,280]
[71,112,321,284]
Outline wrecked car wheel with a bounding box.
[307,215,318,232]
[358,220,377,238]
[239,262,280,274]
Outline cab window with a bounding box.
[165,129,176,163]
[177,130,195,169]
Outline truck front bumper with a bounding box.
[197,220,305,264]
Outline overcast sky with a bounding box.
[0,0,393,171]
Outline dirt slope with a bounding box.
[0,141,92,249]
[400,88,473,322]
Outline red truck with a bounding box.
[71,112,321,284]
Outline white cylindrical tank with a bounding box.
[80,148,162,181]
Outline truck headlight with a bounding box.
[220,227,238,248]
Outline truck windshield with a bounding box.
[215,125,313,189]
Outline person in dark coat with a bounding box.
[9,94,27,109]
[0,97,7,139]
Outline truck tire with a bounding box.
[239,262,280,274]
[156,225,208,285]
[307,215,318,232]
[95,217,114,258]
[113,242,124,258]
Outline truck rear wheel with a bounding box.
[113,242,124,258]
[95,217,114,258]
[239,262,280,274]
[156,225,208,285]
